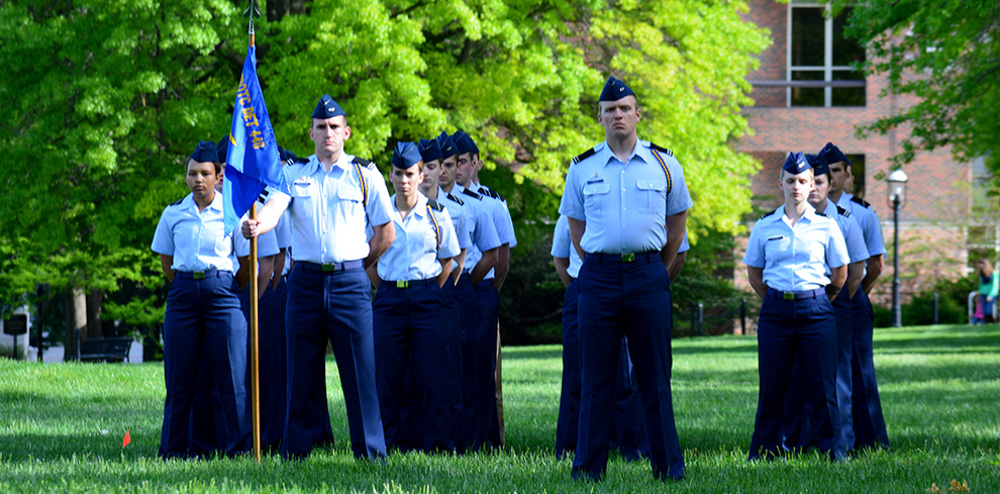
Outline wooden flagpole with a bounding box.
[245,0,262,464]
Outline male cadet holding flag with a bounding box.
[817,142,890,451]
[242,94,395,460]
[436,131,500,451]
[560,77,691,481]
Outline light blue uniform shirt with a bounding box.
[552,215,690,280]
[151,192,234,272]
[821,200,869,265]
[264,153,393,264]
[743,206,851,292]
[234,212,281,258]
[559,140,693,254]
[836,192,887,258]
[452,184,501,275]
[436,186,472,250]
[377,194,461,281]
[551,215,583,279]
[475,184,518,248]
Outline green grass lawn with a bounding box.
[1,324,998,493]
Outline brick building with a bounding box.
[733,0,993,311]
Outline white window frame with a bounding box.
[787,1,861,107]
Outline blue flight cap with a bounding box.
[599,76,636,102]
[453,130,479,155]
[391,141,422,169]
[216,137,229,164]
[312,94,346,119]
[417,138,442,163]
[782,152,811,175]
[437,131,458,159]
[818,142,851,167]
[190,140,219,163]
[807,153,830,176]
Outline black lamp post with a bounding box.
[887,169,908,327]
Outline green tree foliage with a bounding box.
[830,0,1000,176]
[0,0,769,338]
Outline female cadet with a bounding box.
[372,142,461,452]
[743,152,850,461]
[781,154,869,456]
[151,140,248,458]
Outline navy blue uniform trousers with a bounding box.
[749,288,841,461]
[281,264,386,459]
[572,253,684,481]
[780,286,854,455]
[469,279,500,451]
[850,289,889,449]
[374,280,454,452]
[160,271,248,458]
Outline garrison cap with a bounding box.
[437,131,458,159]
[216,137,229,164]
[782,152,811,175]
[807,153,830,176]
[818,142,851,168]
[453,130,479,155]
[599,76,635,102]
[312,94,346,119]
[417,138,442,163]
[191,140,219,163]
[391,141,422,169]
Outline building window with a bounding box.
[789,1,866,107]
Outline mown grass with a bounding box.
[1,324,998,493]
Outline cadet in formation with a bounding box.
[560,76,691,481]
[242,94,395,460]
[743,152,849,461]
[780,153,869,456]
[372,142,461,452]
[819,142,890,451]
[152,140,249,459]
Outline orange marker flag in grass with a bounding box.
[122,429,131,448]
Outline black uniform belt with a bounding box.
[587,251,659,263]
[769,287,825,300]
[175,269,224,280]
[380,278,437,289]
[299,260,364,272]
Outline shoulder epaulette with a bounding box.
[168,198,184,207]
[850,196,871,209]
[461,188,483,200]
[815,210,829,218]
[352,156,377,171]
[836,205,851,217]
[479,187,503,201]
[293,156,310,165]
[648,142,674,158]
[758,208,779,220]
[446,192,464,206]
[571,148,596,165]
[426,199,445,212]
[257,189,270,204]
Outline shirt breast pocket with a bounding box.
[582,181,610,216]
[337,185,365,216]
[293,182,315,198]
[636,179,667,216]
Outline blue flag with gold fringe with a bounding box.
[223,45,288,235]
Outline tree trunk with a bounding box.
[86,289,104,339]
[63,288,87,361]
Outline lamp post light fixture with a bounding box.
[887,169,909,328]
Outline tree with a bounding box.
[0,0,771,350]
[0,0,244,357]
[830,0,1000,176]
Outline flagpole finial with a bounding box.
[243,0,261,20]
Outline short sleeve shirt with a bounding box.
[151,192,234,272]
[377,194,461,281]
